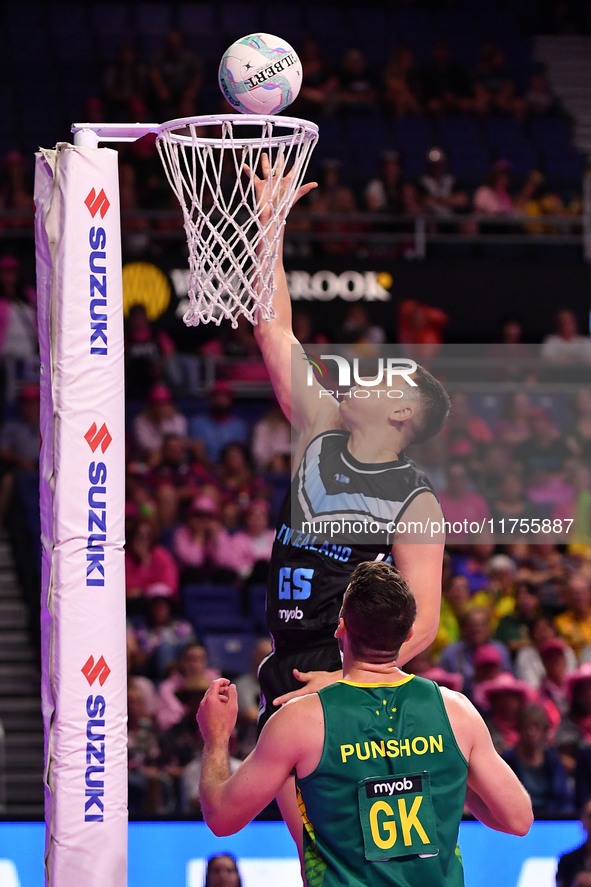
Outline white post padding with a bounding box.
[34,144,127,886]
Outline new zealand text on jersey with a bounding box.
[276,523,352,562]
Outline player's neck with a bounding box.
[346,428,402,464]
[343,660,408,684]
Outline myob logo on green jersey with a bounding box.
[366,776,422,798]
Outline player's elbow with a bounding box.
[513,806,534,837]
[203,812,239,838]
[505,799,534,837]
[413,619,438,654]
[209,822,234,838]
[422,621,439,649]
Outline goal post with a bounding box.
[35,143,127,887]
[32,114,317,886]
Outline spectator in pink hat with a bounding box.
[439,607,512,696]
[502,705,573,815]
[516,614,577,689]
[129,582,197,681]
[472,643,506,703]
[189,382,248,464]
[475,672,538,753]
[133,383,188,465]
[172,494,236,583]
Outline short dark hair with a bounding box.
[341,561,417,663]
[409,365,451,445]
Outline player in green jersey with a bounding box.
[197,561,533,886]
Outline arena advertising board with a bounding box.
[34,145,127,886]
[0,820,582,887]
[158,258,589,346]
[168,266,393,313]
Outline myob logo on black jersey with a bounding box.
[365,775,423,798]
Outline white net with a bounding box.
[156,115,318,328]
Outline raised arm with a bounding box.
[248,155,340,435]
[197,678,318,836]
[442,689,533,836]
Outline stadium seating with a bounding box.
[182,583,252,635]
[248,584,268,632]
[0,0,585,190]
[204,632,258,676]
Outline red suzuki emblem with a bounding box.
[84,188,110,219]
[81,655,111,687]
[84,422,112,453]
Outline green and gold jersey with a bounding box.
[296,675,468,887]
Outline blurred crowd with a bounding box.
[409,545,591,819]
[117,367,591,817]
[0,31,583,256]
[99,33,585,246]
[408,378,591,545]
[1,299,591,816]
[119,377,289,816]
[94,32,562,126]
[0,43,589,811]
[118,340,591,816]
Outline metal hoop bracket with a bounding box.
[71,115,318,148]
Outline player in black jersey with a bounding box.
[249,156,449,850]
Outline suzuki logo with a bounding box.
[84,422,112,453]
[81,655,111,687]
[84,188,110,219]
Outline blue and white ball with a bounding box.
[218,33,302,115]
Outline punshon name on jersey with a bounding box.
[340,734,444,763]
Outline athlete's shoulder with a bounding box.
[262,691,322,736]
[299,428,350,464]
[315,428,350,446]
[400,453,435,482]
[438,684,480,722]
[276,691,324,732]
